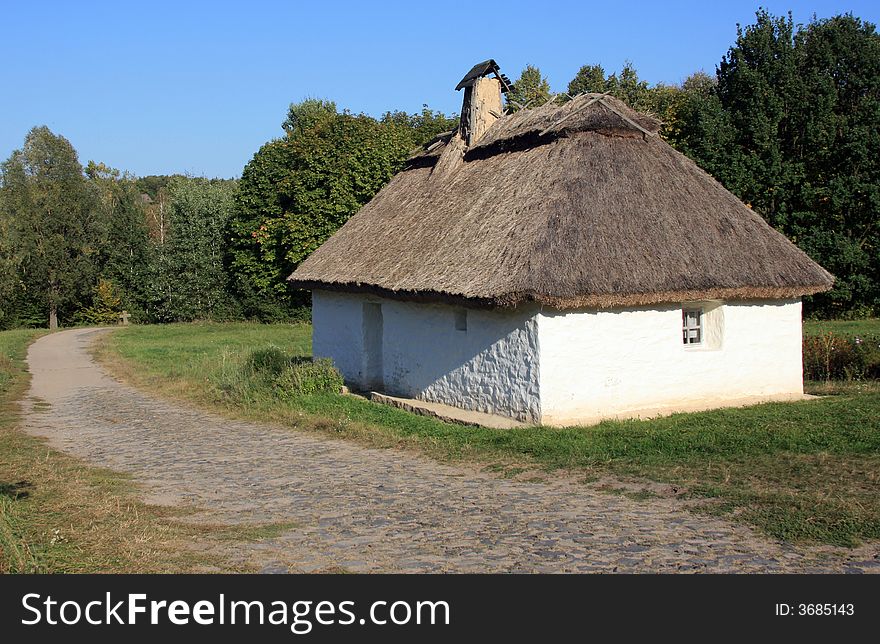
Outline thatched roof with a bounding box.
[289,93,834,309]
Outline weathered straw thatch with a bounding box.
[289,93,833,309]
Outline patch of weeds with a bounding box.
[0,480,33,500]
[245,347,342,396]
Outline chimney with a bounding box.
[455,60,511,146]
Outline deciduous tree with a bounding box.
[790,14,880,315]
[229,101,414,319]
[86,161,152,319]
[0,127,101,328]
[147,177,239,321]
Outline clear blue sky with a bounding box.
[1,1,877,179]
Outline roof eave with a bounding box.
[287,279,835,311]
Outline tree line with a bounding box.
[1,9,877,328]
[0,104,455,328]
[509,11,879,317]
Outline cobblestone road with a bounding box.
[20,328,879,573]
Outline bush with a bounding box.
[803,332,880,381]
[76,279,124,326]
[276,359,344,396]
[246,346,291,379]
[242,346,344,396]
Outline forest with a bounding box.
[1,10,877,328]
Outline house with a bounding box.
[288,60,834,426]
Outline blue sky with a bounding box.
[1,1,877,178]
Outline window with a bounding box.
[681,302,724,350]
[682,308,702,345]
[454,309,468,332]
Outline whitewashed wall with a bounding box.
[537,299,804,425]
[313,291,804,426]
[311,290,541,422]
[311,290,366,382]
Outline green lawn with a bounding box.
[804,318,880,336]
[100,322,880,548]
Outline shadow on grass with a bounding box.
[0,480,33,500]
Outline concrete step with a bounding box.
[367,392,527,429]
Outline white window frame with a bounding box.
[682,307,703,345]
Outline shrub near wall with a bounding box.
[803,332,880,381]
[219,346,344,403]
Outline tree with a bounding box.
[0,127,101,329]
[714,10,880,315]
[147,177,239,321]
[566,61,652,110]
[716,10,802,227]
[0,203,20,328]
[506,65,551,111]
[86,161,152,319]
[77,277,124,325]
[228,138,300,319]
[228,101,414,319]
[604,61,651,110]
[567,64,606,96]
[790,14,880,315]
[135,174,176,200]
[282,98,338,136]
[641,82,685,139]
[381,106,458,147]
[660,72,742,188]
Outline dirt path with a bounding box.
[20,328,878,573]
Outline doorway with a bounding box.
[362,302,384,391]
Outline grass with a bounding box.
[804,318,880,336]
[0,327,295,573]
[98,322,880,548]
